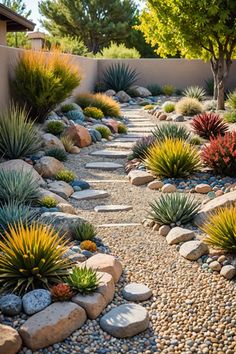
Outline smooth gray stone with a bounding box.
[0,294,22,316]
[100,303,149,338]
[122,283,152,301]
[94,205,133,213]
[85,162,123,170]
[71,189,109,200]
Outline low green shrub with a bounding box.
[162,101,175,113]
[40,196,58,208]
[152,124,190,142]
[56,169,76,183]
[66,266,101,294]
[176,97,203,116]
[45,147,68,162]
[118,122,128,134]
[60,103,81,113]
[147,84,163,96]
[0,104,40,159]
[84,107,104,119]
[72,222,97,241]
[46,121,65,136]
[162,84,175,96]
[94,126,111,139]
[224,111,236,123]
[183,86,206,101]
[97,42,140,59]
[149,193,201,225]
[76,93,120,118]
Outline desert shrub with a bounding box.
[61,135,75,153]
[162,84,175,96]
[94,125,111,139]
[144,104,155,110]
[131,135,156,160]
[176,97,203,116]
[203,100,217,111]
[46,121,65,135]
[202,207,236,252]
[45,147,67,162]
[51,283,74,302]
[60,103,79,113]
[204,78,214,96]
[40,196,58,208]
[183,86,206,101]
[56,169,76,183]
[64,110,85,122]
[0,202,39,234]
[102,63,138,92]
[162,101,175,113]
[0,104,40,159]
[84,107,104,119]
[0,222,72,293]
[80,240,97,252]
[226,90,236,110]
[147,84,163,96]
[152,124,190,142]
[76,93,120,118]
[201,132,236,176]
[118,122,128,134]
[149,193,200,225]
[94,82,107,93]
[145,138,201,177]
[72,222,96,241]
[0,170,39,204]
[12,50,81,123]
[224,111,236,123]
[97,42,140,59]
[191,112,228,139]
[66,266,101,294]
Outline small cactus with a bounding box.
[51,283,74,301]
[80,240,97,252]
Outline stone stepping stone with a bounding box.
[71,190,109,201]
[87,179,128,184]
[127,123,155,127]
[122,283,152,301]
[94,205,133,213]
[122,133,150,138]
[98,223,141,228]
[128,127,153,133]
[113,137,140,143]
[106,142,135,149]
[91,150,131,158]
[100,303,149,338]
[85,162,123,170]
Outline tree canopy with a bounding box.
[137,0,236,108]
[1,0,31,17]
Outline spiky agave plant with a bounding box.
[102,63,138,92]
[202,207,236,252]
[0,222,72,294]
[72,222,97,241]
[0,169,39,204]
[183,86,206,101]
[66,266,101,294]
[149,193,201,225]
[145,138,201,178]
[152,124,190,142]
[191,112,228,139]
[131,135,156,160]
[0,104,40,159]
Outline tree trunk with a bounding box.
[210,58,218,100]
[216,53,225,110]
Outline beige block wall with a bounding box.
[98,58,236,90]
[0,21,7,45]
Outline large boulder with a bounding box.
[0,324,22,354]
[42,133,65,151]
[64,125,92,148]
[72,292,107,319]
[129,86,151,98]
[34,156,64,178]
[116,91,131,103]
[0,159,45,186]
[195,191,236,226]
[19,302,86,350]
[0,294,22,316]
[102,118,119,133]
[48,180,74,199]
[96,272,115,303]
[179,241,209,261]
[39,188,68,204]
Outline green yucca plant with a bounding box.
[0,222,72,294]
[226,90,236,110]
[152,124,190,142]
[46,121,65,136]
[76,93,120,118]
[55,169,76,183]
[45,147,68,162]
[0,169,39,204]
[0,104,40,159]
[102,63,138,92]
[72,221,97,241]
[149,193,201,225]
[94,125,111,139]
[202,207,236,252]
[0,202,39,234]
[145,138,201,178]
[183,86,206,101]
[66,266,101,294]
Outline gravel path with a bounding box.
[24,105,236,354]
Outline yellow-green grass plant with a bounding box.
[202,207,236,252]
[176,97,203,116]
[55,169,76,183]
[144,138,201,178]
[83,107,104,119]
[0,222,72,294]
[76,93,120,118]
[60,135,75,153]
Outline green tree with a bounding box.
[96,42,140,58]
[45,35,89,56]
[137,0,236,109]
[39,0,137,54]
[1,0,32,47]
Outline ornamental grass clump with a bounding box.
[117,122,128,134]
[76,93,120,118]
[39,196,58,208]
[201,132,236,177]
[162,101,175,113]
[152,123,190,142]
[0,104,40,159]
[149,193,201,226]
[191,112,228,139]
[60,135,75,153]
[131,135,156,160]
[162,84,175,96]
[202,207,236,252]
[0,222,72,294]
[176,97,203,116]
[0,170,39,204]
[84,107,104,119]
[102,63,138,92]
[183,86,206,101]
[12,50,81,123]
[46,121,65,136]
[72,222,96,241]
[145,139,201,178]
[45,147,68,162]
[66,266,101,294]
[226,90,236,110]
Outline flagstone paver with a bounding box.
[94,205,133,213]
[90,150,131,158]
[71,190,110,200]
[85,162,123,170]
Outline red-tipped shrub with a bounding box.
[201,132,236,176]
[191,112,228,139]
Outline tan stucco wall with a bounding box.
[98,58,236,90]
[0,21,7,45]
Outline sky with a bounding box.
[25,0,41,29]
